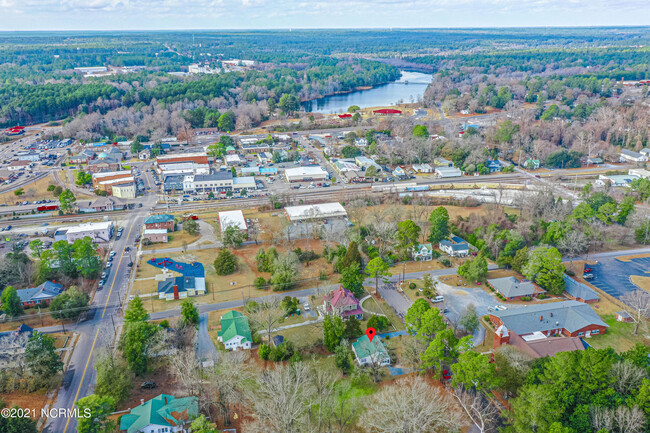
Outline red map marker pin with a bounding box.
[366,327,377,342]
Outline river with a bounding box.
[301,70,432,114]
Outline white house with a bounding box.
[412,243,434,261]
[217,311,252,350]
[439,236,470,257]
[619,149,648,163]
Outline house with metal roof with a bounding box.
[489,300,608,338]
[323,286,363,320]
[563,274,600,303]
[488,276,542,301]
[217,311,252,350]
[119,394,198,433]
[620,149,648,163]
[439,236,470,257]
[16,281,63,307]
[157,275,204,301]
[352,335,391,366]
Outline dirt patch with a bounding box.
[0,174,55,205]
[1,391,49,414]
[115,369,178,412]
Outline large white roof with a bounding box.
[285,166,328,177]
[219,210,247,232]
[285,202,347,221]
[65,221,113,234]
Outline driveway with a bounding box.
[196,313,218,363]
[587,256,650,300]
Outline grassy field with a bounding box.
[0,174,55,205]
[136,239,343,313]
[142,230,200,251]
[631,275,650,293]
[588,315,650,352]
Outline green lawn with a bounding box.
[588,315,650,352]
[281,321,324,349]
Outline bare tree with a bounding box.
[452,386,500,433]
[557,230,589,263]
[306,363,338,433]
[248,296,285,346]
[169,348,202,397]
[591,405,646,433]
[358,375,461,433]
[244,362,315,433]
[611,361,647,396]
[205,350,250,427]
[620,290,650,335]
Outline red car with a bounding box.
[442,370,451,381]
[584,267,593,273]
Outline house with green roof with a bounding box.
[119,394,198,433]
[144,214,175,232]
[351,335,391,367]
[217,310,252,350]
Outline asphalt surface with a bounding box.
[196,313,218,363]
[44,162,158,433]
[587,256,650,299]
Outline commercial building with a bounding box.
[156,152,210,176]
[284,166,328,183]
[148,258,206,299]
[563,274,600,303]
[224,154,243,166]
[183,172,233,192]
[7,160,31,171]
[412,163,433,173]
[144,214,175,231]
[493,325,586,359]
[217,311,253,350]
[163,175,184,193]
[435,166,462,178]
[111,182,136,199]
[218,210,247,233]
[54,221,114,243]
[92,171,134,194]
[285,202,347,222]
[16,152,42,162]
[489,300,608,339]
[619,149,648,163]
[488,276,542,301]
[143,229,168,243]
[232,176,256,191]
[595,174,639,187]
[629,168,650,179]
[355,156,382,171]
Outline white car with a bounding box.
[495,305,507,311]
[432,295,444,303]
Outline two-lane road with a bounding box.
[44,193,157,433]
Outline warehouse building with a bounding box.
[232,176,256,191]
[111,182,137,199]
[284,166,329,183]
[435,166,463,178]
[218,210,248,233]
[156,153,210,176]
[54,221,114,243]
[285,202,347,222]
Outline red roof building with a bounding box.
[323,286,363,320]
[338,113,352,118]
[373,109,402,115]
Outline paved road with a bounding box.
[196,313,218,363]
[44,186,158,433]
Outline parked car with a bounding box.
[141,382,157,390]
[442,370,451,381]
[432,295,444,303]
[125,246,130,252]
[583,273,594,280]
[128,262,134,267]
[584,267,593,273]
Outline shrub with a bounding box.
[159,320,170,329]
[538,293,548,300]
[254,277,267,290]
[439,257,452,267]
[521,296,532,301]
[409,282,417,290]
[319,270,328,280]
[566,270,575,277]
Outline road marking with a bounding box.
[63,328,99,433]
[102,221,136,319]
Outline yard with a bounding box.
[587,315,650,352]
[135,240,342,313]
[141,230,200,251]
[0,174,55,204]
[630,275,650,293]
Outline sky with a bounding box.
[0,0,649,31]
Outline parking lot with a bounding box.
[588,256,650,299]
